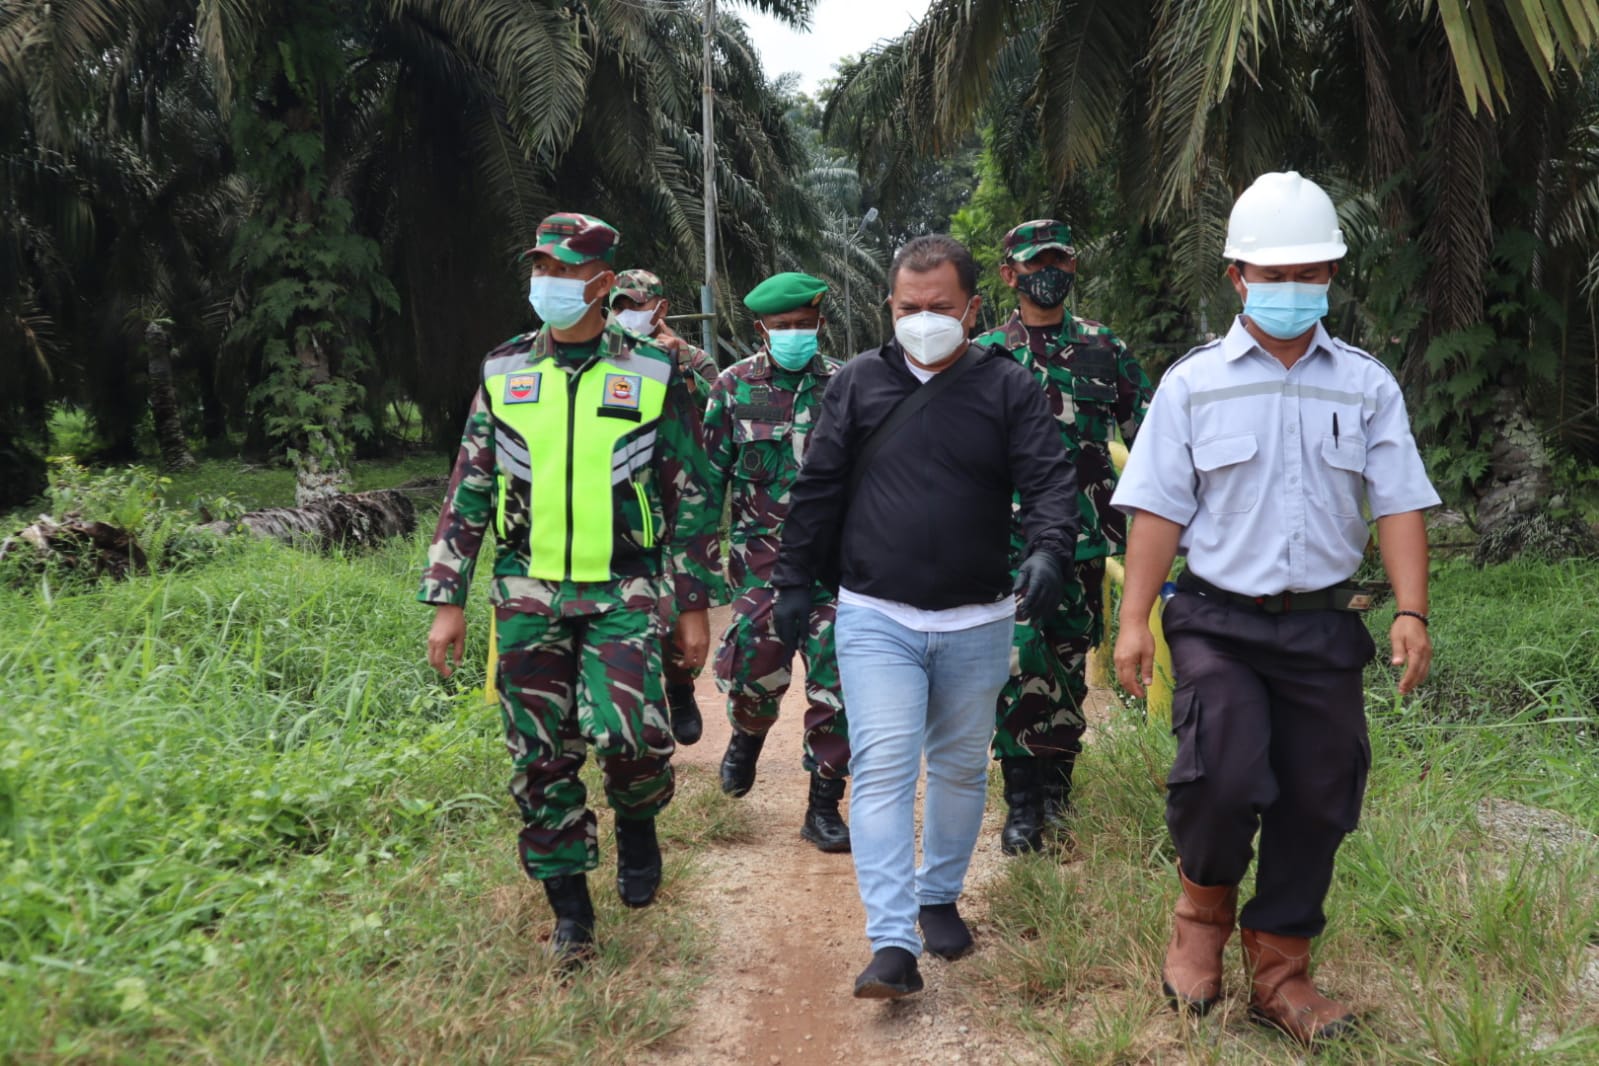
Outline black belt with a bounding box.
[1176,571,1378,613]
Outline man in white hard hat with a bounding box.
[1111,172,1439,1046]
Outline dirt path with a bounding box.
[642,606,1047,1066]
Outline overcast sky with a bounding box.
[740,0,923,97]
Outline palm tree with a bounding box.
[827,0,1599,544]
[0,0,821,500]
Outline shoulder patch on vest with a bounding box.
[504,372,541,404]
[603,373,643,409]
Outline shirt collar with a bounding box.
[1221,315,1336,364]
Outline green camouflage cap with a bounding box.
[1002,219,1074,262]
[521,212,620,265]
[743,272,828,315]
[610,269,666,307]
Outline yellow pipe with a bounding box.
[485,612,499,705]
[1095,557,1174,724]
[1146,593,1175,727]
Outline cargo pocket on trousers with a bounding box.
[1336,733,1372,831]
[1167,688,1204,786]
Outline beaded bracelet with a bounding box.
[1394,609,1429,627]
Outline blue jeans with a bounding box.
[834,603,1015,956]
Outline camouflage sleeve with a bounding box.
[418,388,495,606]
[1115,336,1153,444]
[656,367,719,612]
[686,345,720,401]
[701,369,737,526]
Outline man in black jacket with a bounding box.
[771,235,1079,999]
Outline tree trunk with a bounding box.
[1475,384,1553,535]
[2,488,425,581]
[205,487,416,550]
[1470,384,1599,564]
[145,321,197,472]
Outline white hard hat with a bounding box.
[1223,171,1347,265]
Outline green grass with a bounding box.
[6,511,1596,1063]
[0,533,746,1063]
[976,558,1599,1063]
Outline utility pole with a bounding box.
[700,0,717,356]
[843,206,878,356]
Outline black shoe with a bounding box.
[615,817,662,908]
[852,947,924,999]
[719,730,767,797]
[918,902,974,960]
[1000,757,1045,855]
[541,873,595,967]
[1042,751,1078,828]
[800,774,851,853]
[666,682,703,746]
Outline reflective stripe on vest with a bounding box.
[485,351,669,581]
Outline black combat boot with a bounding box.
[1000,757,1045,855]
[665,682,703,746]
[800,774,851,853]
[719,729,767,797]
[1042,750,1077,828]
[541,873,595,967]
[615,816,662,908]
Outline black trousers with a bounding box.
[1161,590,1376,938]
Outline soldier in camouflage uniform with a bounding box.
[609,269,722,748]
[422,213,719,965]
[703,272,851,853]
[981,219,1152,854]
[610,269,720,400]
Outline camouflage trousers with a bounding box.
[993,560,1106,759]
[712,586,850,778]
[494,604,676,881]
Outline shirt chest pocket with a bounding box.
[732,417,794,483]
[1068,348,1119,419]
[1192,432,1262,515]
[1316,434,1367,517]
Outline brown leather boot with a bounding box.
[1161,863,1237,1014]
[1241,928,1356,1045]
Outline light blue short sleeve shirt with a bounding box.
[1110,317,1441,596]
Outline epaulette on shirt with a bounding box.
[608,323,675,368]
[484,332,538,362]
[1328,336,1402,383]
[1162,336,1225,375]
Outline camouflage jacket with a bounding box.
[978,311,1151,559]
[653,331,719,404]
[417,323,720,618]
[702,348,841,598]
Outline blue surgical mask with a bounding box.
[1242,280,1329,340]
[528,275,597,329]
[766,328,819,371]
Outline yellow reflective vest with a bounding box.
[483,327,673,581]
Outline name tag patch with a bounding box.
[603,373,643,410]
[504,373,541,404]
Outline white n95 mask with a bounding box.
[894,299,972,366]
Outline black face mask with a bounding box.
[1015,265,1074,309]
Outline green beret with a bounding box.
[743,272,828,315]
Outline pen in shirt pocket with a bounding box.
[1333,412,1340,446]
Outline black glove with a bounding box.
[1013,551,1066,622]
[771,585,811,656]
